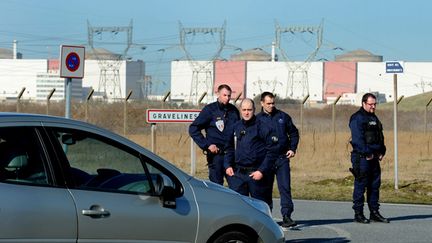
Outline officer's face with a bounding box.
[240,100,255,121]
[362,97,377,113]
[261,96,275,114]
[217,88,231,105]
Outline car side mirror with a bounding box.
[62,134,76,145]
[160,186,177,209]
[154,174,177,209]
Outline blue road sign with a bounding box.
[60,45,85,78]
[386,61,404,73]
[65,52,80,72]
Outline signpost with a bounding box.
[60,45,85,118]
[146,109,200,123]
[386,61,404,190]
[146,109,201,176]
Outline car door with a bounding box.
[0,126,77,243]
[46,127,198,243]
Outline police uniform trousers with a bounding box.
[228,167,273,208]
[207,153,226,185]
[351,154,381,212]
[270,155,294,217]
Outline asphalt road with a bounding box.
[271,199,432,243]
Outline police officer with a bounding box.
[224,98,277,208]
[257,91,299,227]
[189,84,240,185]
[349,93,389,224]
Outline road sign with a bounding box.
[386,61,404,73]
[146,109,200,123]
[60,45,85,78]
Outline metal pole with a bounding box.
[85,89,94,122]
[191,138,196,176]
[301,94,310,134]
[332,95,341,134]
[124,90,133,135]
[162,91,171,135]
[46,88,55,115]
[162,91,171,102]
[425,97,432,133]
[234,92,243,104]
[198,92,207,104]
[151,123,157,153]
[65,78,72,118]
[16,87,26,113]
[393,74,399,190]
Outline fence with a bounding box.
[2,96,432,186]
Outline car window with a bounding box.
[51,128,171,195]
[0,127,50,185]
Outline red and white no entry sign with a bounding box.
[60,45,85,78]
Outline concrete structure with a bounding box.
[170,60,214,104]
[171,59,432,105]
[335,49,382,62]
[36,72,82,101]
[230,48,272,61]
[324,62,356,100]
[0,57,145,102]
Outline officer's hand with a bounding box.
[286,150,295,159]
[226,167,234,177]
[378,154,384,161]
[208,144,219,154]
[366,154,374,160]
[249,171,263,180]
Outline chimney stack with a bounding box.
[13,40,17,59]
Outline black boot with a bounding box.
[370,210,390,223]
[354,211,370,224]
[281,215,297,227]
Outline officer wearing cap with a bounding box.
[189,84,240,185]
[257,91,299,227]
[224,98,277,208]
[349,92,389,224]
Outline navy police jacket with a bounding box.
[257,108,299,155]
[224,115,277,174]
[349,107,386,156]
[189,101,240,151]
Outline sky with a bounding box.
[0,0,431,93]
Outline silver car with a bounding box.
[0,112,284,243]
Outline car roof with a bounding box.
[0,112,89,125]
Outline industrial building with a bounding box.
[0,47,145,102]
[2,44,432,105]
[170,48,432,105]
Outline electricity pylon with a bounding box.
[87,20,133,99]
[179,21,226,104]
[275,20,323,99]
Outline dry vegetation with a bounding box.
[3,98,432,204]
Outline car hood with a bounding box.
[187,177,237,195]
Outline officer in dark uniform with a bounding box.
[349,92,389,224]
[257,92,300,227]
[224,98,277,208]
[189,84,240,185]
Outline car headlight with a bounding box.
[240,195,272,217]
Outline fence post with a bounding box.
[124,90,133,135]
[300,94,310,134]
[161,91,171,135]
[46,88,56,115]
[332,95,342,134]
[16,87,26,113]
[424,97,432,133]
[198,92,207,104]
[234,92,242,104]
[85,89,94,122]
